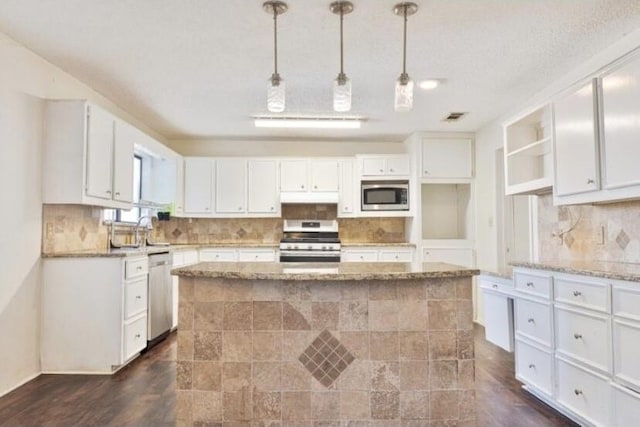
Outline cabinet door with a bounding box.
[483,291,514,352]
[422,139,471,178]
[339,160,355,216]
[184,157,213,213]
[361,157,386,176]
[613,318,640,392]
[386,155,411,176]
[280,160,308,192]
[601,57,640,189]
[554,80,600,196]
[215,158,246,213]
[85,105,115,200]
[112,121,135,203]
[310,160,339,191]
[248,159,279,214]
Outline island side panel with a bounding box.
[176,275,476,426]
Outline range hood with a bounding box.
[280,192,339,204]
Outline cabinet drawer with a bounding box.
[379,249,413,262]
[238,249,277,262]
[125,257,149,280]
[515,298,553,348]
[514,271,552,299]
[613,318,640,393]
[341,250,378,262]
[554,276,609,313]
[556,357,611,427]
[182,250,199,266]
[555,306,610,374]
[172,252,184,267]
[479,277,515,295]
[124,277,148,320]
[612,283,640,321]
[613,383,640,427]
[199,249,237,262]
[515,339,553,396]
[123,316,147,362]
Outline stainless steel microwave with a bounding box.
[361,181,409,211]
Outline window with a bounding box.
[104,155,143,222]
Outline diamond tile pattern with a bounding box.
[172,228,183,238]
[299,330,355,387]
[78,226,87,242]
[564,232,574,249]
[616,229,630,250]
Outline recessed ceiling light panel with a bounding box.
[253,115,366,129]
[418,79,441,90]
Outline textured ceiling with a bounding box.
[1,0,640,142]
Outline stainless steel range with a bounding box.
[279,220,341,262]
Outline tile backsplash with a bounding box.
[42,204,406,254]
[537,194,640,263]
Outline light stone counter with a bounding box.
[172,261,479,281]
[174,261,478,425]
[41,243,279,258]
[341,242,417,247]
[510,260,640,282]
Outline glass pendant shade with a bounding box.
[333,75,352,112]
[267,76,285,113]
[394,76,414,112]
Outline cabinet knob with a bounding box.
[492,284,498,289]
[395,255,399,259]
[526,282,534,288]
[136,295,142,300]
[573,290,582,297]
[527,318,535,324]
[389,169,394,172]
[135,334,141,339]
[137,266,143,270]
[379,169,384,173]
[205,207,209,211]
[573,333,583,340]
[528,364,535,369]
[574,389,583,396]
[301,185,305,189]
[238,207,242,211]
[424,170,429,175]
[106,190,112,194]
[314,185,318,189]
[587,179,595,184]
[270,207,275,211]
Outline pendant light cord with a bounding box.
[402,5,407,76]
[339,6,344,76]
[273,8,279,77]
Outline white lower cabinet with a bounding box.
[199,247,278,263]
[238,248,278,262]
[612,383,640,427]
[556,357,611,427]
[199,248,238,262]
[42,256,149,374]
[515,296,553,348]
[515,338,554,396]
[341,246,414,263]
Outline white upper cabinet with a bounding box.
[338,159,355,216]
[280,160,308,192]
[310,160,339,192]
[215,158,246,214]
[112,121,135,204]
[421,138,472,179]
[85,105,115,200]
[184,157,214,214]
[601,56,640,190]
[553,79,600,197]
[360,155,410,178]
[248,159,279,215]
[43,100,134,209]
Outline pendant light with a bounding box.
[330,1,354,112]
[393,2,418,112]
[263,1,288,113]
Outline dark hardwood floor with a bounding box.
[0,326,578,426]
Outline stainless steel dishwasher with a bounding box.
[147,251,173,347]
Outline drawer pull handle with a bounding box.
[587,179,595,184]
[528,364,535,369]
[492,284,498,289]
[574,389,583,396]
[526,282,534,287]
[135,334,141,339]
[527,318,535,324]
[136,295,142,300]
[137,266,143,270]
[573,291,582,297]
[574,333,583,340]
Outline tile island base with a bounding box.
[173,262,478,426]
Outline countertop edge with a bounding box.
[510,261,640,283]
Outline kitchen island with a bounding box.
[172,262,479,426]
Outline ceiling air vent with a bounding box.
[443,112,467,122]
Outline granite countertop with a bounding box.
[510,260,640,283]
[341,242,416,248]
[172,261,479,281]
[479,268,513,280]
[41,243,280,258]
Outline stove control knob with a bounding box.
[322,246,327,251]
[294,245,299,250]
[287,245,292,250]
[307,245,313,250]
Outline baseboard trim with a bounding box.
[0,372,41,399]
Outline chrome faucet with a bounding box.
[134,215,152,246]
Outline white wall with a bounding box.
[0,31,171,397]
[168,139,405,157]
